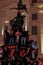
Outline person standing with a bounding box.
[9,29,14,45]
[21,28,27,46]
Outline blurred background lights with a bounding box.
[4,21,9,23]
[39,10,43,13]
[38,4,43,8]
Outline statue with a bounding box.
[10,0,28,31]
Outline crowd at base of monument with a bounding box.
[0,28,43,65]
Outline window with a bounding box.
[32,14,37,20]
[32,0,37,3]
[32,26,37,35]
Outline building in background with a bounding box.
[0,0,43,58]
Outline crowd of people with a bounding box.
[0,28,42,65]
[0,2,43,65]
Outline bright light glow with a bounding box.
[41,25,43,54]
[2,28,4,35]
[41,34,43,54]
[4,21,9,23]
[38,4,43,8]
[39,10,43,13]
[25,21,27,31]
